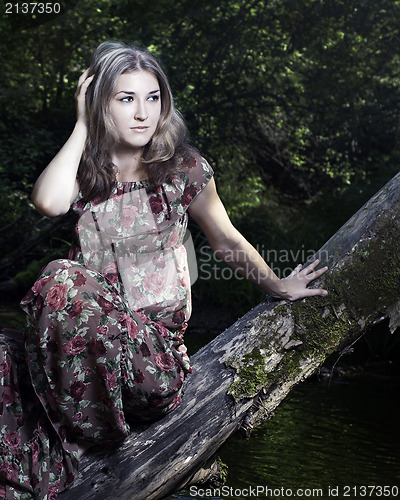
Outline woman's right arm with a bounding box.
[31,71,94,217]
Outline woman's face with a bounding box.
[109,70,162,152]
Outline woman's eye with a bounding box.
[148,95,160,102]
[120,96,134,102]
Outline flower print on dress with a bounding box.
[154,352,175,372]
[32,275,52,295]
[122,313,139,341]
[134,369,145,384]
[172,310,186,325]
[63,335,86,356]
[0,458,19,483]
[140,342,151,358]
[120,203,140,228]
[0,153,213,498]
[69,381,87,402]
[30,441,40,467]
[46,283,69,311]
[143,272,165,298]
[149,194,163,215]
[3,429,20,450]
[88,338,107,356]
[181,185,198,207]
[102,261,119,284]
[97,295,115,313]
[67,299,84,318]
[73,271,87,286]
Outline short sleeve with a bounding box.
[176,152,214,208]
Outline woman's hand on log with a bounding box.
[273,259,328,301]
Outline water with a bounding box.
[167,368,400,500]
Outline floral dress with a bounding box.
[0,153,213,498]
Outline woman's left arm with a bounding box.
[188,178,328,301]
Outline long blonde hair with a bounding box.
[79,40,191,201]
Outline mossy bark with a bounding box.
[228,175,400,431]
[55,171,399,499]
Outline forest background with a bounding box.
[1,0,400,323]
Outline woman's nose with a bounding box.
[134,101,148,121]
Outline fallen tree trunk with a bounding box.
[60,172,400,500]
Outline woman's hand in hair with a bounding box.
[75,69,94,126]
[31,70,92,217]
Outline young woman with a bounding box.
[0,41,327,498]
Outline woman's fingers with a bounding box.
[81,74,94,88]
[303,287,328,297]
[75,69,94,93]
[75,69,89,96]
[300,259,328,280]
[276,260,329,301]
[75,70,94,122]
[78,75,94,101]
[312,266,329,279]
[284,259,329,299]
[300,259,329,296]
[301,259,320,273]
[288,264,302,277]
[77,68,92,86]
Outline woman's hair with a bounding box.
[78,40,191,201]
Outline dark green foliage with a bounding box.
[1,0,400,303]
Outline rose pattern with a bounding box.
[0,459,19,482]
[154,352,175,372]
[97,295,115,313]
[140,342,151,358]
[124,313,139,340]
[143,272,165,297]
[32,275,52,295]
[63,335,86,355]
[46,283,69,311]
[149,194,164,214]
[74,271,87,286]
[69,381,87,401]
[181,185,198,206]
[0,153,213,497]
[88,338,107,356]
[172,310,186,325]
[67,299,83,318]
[134,369,145,384]
[121,204,139,227]
[3,429,20,450]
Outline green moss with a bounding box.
[292,211,400,355]
[215,457,229,486]
[292,299,357,353]
[227,344,304,400]
[227,207,400,402]
[228,348,272,399]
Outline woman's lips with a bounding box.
[131,126,149,133]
